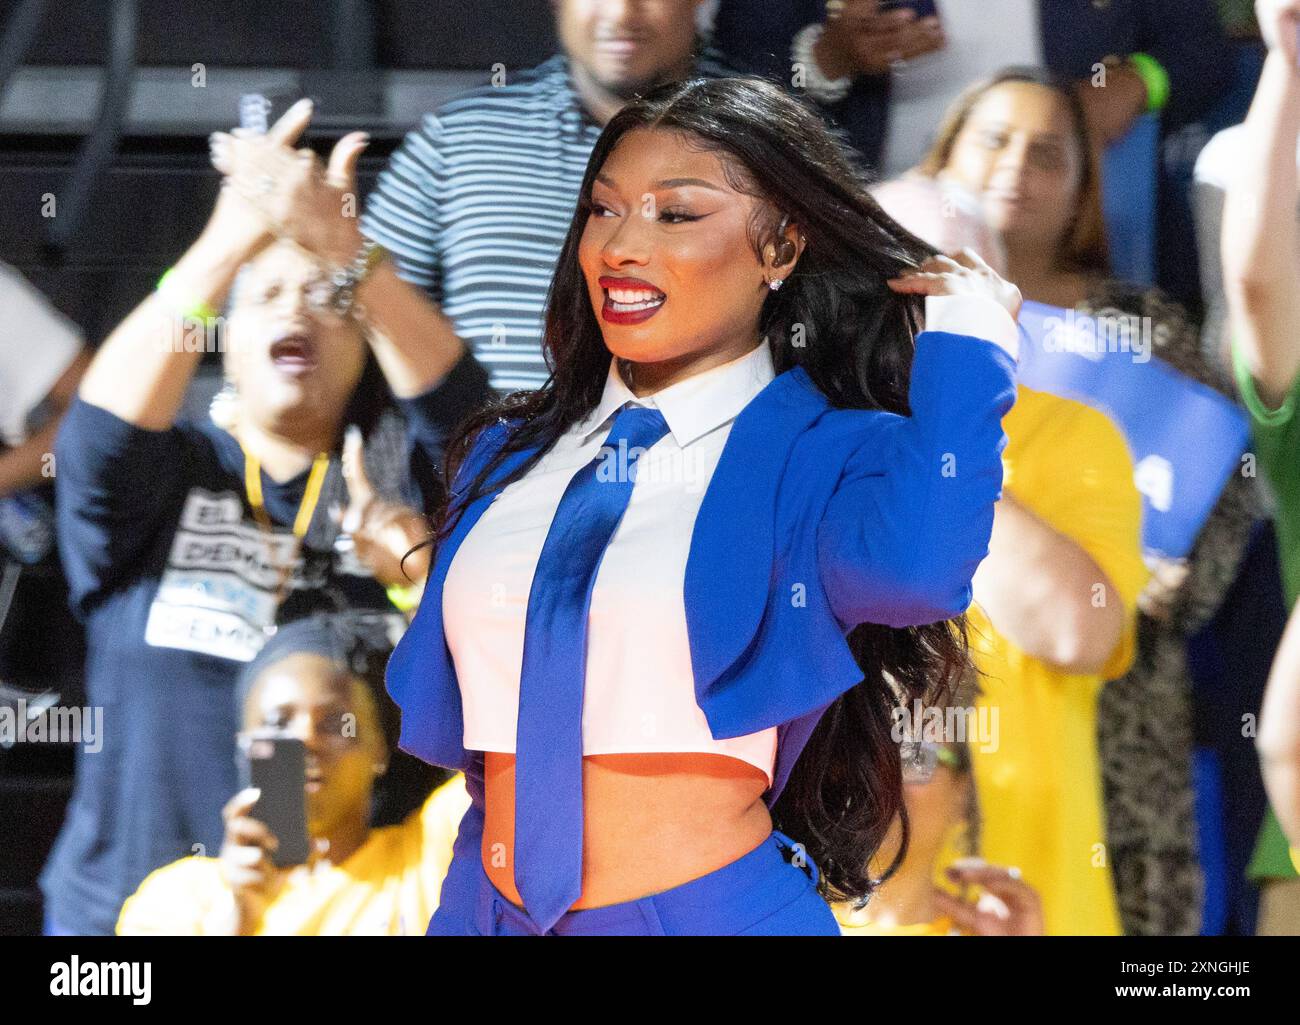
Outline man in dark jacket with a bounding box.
[712,0,1230,172]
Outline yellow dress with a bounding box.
[948,386,1148,936]
[833,903,962,936]
[116,774,471,935]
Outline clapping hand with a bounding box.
[209,98,371,269]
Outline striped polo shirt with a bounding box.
[361,51,734,395]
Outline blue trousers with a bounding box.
[430,827,841,936]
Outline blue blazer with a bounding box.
[386,328,1017,923]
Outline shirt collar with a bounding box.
[548,55,602,133]
[577,340,777,448]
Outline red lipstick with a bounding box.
[598,276,667,326]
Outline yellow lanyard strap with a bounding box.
[243,449,331,539]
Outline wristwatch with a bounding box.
[329,237,387,316]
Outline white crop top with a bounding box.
[441,297,1018,787]
[443,338,780,782]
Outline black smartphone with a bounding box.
[239,733,311,867]
[879,0,940,17]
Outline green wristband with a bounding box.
[386,581,424,613]
[156,267,220,323]
[1128,52,1170,114]
[1231,334,1296,426]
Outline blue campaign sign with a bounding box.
[1013,301,1249,559]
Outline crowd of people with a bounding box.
[3,0,1300,936]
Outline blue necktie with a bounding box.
[514,403,672,932]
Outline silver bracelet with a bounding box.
[792,22,854,104]
[329,237,386,317]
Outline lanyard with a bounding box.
[240,447,331,631]
[242,449,331,539]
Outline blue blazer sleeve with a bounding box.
[815,331,1018,629]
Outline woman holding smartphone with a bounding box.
[116,613,469,936]
[387,76,1022,936]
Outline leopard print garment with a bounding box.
[1081,281,1259,936]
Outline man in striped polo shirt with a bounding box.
[362,1,732,396]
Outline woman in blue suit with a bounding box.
[386,76,1022,935]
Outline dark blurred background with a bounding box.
[0,0,559,936]
[0,0,558,342]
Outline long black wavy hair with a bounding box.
[434,76,971,905]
